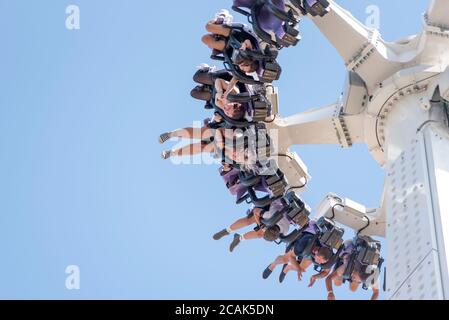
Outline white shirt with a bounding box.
[263,204,290,236]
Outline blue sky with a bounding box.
[0,1,428,299]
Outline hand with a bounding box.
[297,271,303,282]
[214,114,223,122]
[327,292,336,300]
[308,276,317,288]
[223,92,229,102]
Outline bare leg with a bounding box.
[205,23,231,37]
[268,254,289,272]
[284,264,300,274]
[170,142,213,158]
[241,229,264,240]
[229,215,256,232]
[201,34,226,51]
[169,127,214,140]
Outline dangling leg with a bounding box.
[201,34,227,51]
[162,141,214,159]
[159,127,213,144]
[205,23,232,37]
[263,253,289,279]
[213,214,256,241]
[230,228,264,252]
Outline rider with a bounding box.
[325,239,380,300]
[213,198,290,252]
[201,9,235,53]
[262,220,333,282]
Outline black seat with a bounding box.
[232,0,301,49]
[211,24,282,84]
[342,235,384,289]
[202,69,271,128]
[239,170,262,187]
[247,187,281,208]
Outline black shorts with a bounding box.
[293,233,315,257]
[201,137,214,145]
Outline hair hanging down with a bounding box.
[228,103,246,120]
[264,225,281,242]
[317,246,333,262]
[234,52,260,72]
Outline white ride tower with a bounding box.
[269,0,449,299]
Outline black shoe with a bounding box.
[213,229,229,241]
[262,266,273,279]
[229,234,241,252]
[279,264,288,283]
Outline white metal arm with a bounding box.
[426,0,449,29]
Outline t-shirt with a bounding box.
[293,233,316,258]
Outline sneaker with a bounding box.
[229,234,241,252]
[213,229,230,241]
[159,133,171,144]
[161,150,172,160]
[279,264,288,283]
[262,266,273,279]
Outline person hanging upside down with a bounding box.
[213,199,290,252]
[201,9,234,53]
[262,221,333,283]
[159,114,223,159]
[325,240,380,300]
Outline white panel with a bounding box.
[390,250,444,300]
[385,136,443,299]
[423,124,449,296]
[426,0,449,29]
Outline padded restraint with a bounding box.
[284,192,310,228]
[247,186,281,208]
[317,217,345,250]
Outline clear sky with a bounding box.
[0,0,428,299]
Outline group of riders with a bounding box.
[159,0,383,300]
